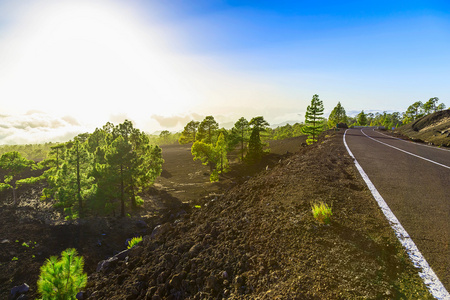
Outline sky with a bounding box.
[0,0,449,144]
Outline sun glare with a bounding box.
[0,0,195,127]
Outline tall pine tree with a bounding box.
[246,116,269,161]
[302,94,325,145]
[327,101,348,128]
[0,151,34,206]
[231,117,250,161]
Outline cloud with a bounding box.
[151,114,204,128]
[109,113,133,125]
[0,112,86,145]
[61,115,80,126]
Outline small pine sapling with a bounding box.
[127,236,143,249]
[37,248,87,300]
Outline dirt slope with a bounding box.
[396,109,450,147]
[84,132,432,299]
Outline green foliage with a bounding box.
[0,151,35,205]
[356,110,368,126]
[0,143,56,162]
[302,94,325,145]
[228,117,250,160]
[266,123,305,141]
[246,116,270,161]
[24,120,163,219]
[179,120,200,144]
[403,101,424,124]
[423,97,439,114]
[0,182,12,192]
[191,132,229,182]
[127,236,143,249]
[159,130,171,144]
[148,131,181,146]
[311,202,332,224]
[37,248,87,300]
[0,151,34,175]
[215,132,229,174]
[327,102,348,128]
[92,121,164,217]
[402,98,446,124]
[196,116,219,144]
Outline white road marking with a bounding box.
[343,129,450,300]
[374,129,450,153]
[360,129,450,170]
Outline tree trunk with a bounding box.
[130,176,136,209]
[120,165,125,218]
[12,186,17,206]
[76,144,82,218]
[241,129,244,161]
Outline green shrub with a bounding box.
[37,248,87,300]
[127,236,143,249]
[311,202,332,224]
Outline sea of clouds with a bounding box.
[0,111,89,145]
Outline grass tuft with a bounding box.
[311,201,332,224]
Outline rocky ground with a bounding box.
[85,131,432,299]
[0,131,433,299]
[396,109,450,147]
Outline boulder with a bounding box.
[10,283,29,300]
[150,223,171,239]
[96,256,118,272]
[115,248,131,260]
[135,219,148,229]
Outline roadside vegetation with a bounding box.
[1,120,164,219]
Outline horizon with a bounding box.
[0,0,449,144]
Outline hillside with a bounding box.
[83,132,431,299]
[396,109,450,147]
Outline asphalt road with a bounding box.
[344,128,450,291]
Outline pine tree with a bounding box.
[0,151,34,205]
[196,116,219,144]
[48,140,94,220]
[215,132,228,174]
[246,116,269,161]
[302,94,325,145]
[357,110,368,126]
[191,132,229,182]
[228,117,250,161]
[105,135,134,218]
[327,101,347,128]
[403,101,424,124]
[179,120,200,144]
[95,121,163,217]
[191,141,218,181]
[37,248,87,300]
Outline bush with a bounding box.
[127,236,143,249]
[37,248,87,300]
[311,202,332,224]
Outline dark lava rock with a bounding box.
[10,283,29,300]
[96,256,118,273]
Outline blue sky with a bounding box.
[0,0,449,143]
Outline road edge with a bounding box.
[343,129,450,300]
